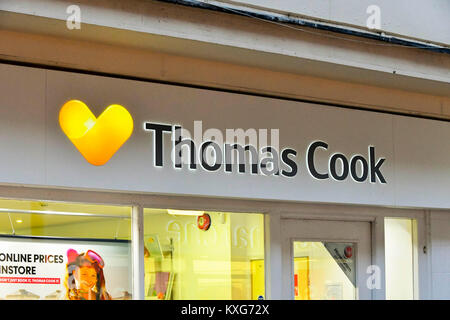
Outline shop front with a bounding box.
[0,62,448,300]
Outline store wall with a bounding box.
[0,63,448,209]
[430,212,450,300]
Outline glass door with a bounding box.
[292,241,356,300]
[281,219,372,300]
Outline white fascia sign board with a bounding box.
[0,64,449,209]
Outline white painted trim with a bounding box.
[411,218,420,300]
[0,185,430,217]
[372,216,386,299]
[264,211,282,300]
[131,205,145,300]
[423,211,433,299]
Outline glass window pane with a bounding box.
[293,241,356,300]
[0,198,132,300]
[0,199,131,240]
[385,218,415,300]
[143,208,265,300]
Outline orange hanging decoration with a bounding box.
[197,213,211,231]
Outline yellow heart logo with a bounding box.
[59,100,134,166]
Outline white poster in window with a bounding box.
[0,237,131,300]
[323,242,356,287]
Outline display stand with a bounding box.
[144,235,174,300]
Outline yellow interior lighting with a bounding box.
[167,209,204,216]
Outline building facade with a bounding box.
[0,0,449,300]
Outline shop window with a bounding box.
[384,218,417,300]
[143,208,265,300]
[0,198,132,300]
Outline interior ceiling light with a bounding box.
[15,219,23,223]
[167,209,204,216]
[0,208,129,219]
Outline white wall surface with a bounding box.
[2,0,448,45]
[384,218,414,299]
[218,0,450,45]
[1,0,449,97]
[0,63,449,209]
[1,29,449,122]
[430,212,450,299]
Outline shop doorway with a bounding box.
[281,219,372,300]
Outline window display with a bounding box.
[0,199,132,300]
[0,199,266,300]
[143,209,265,300]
